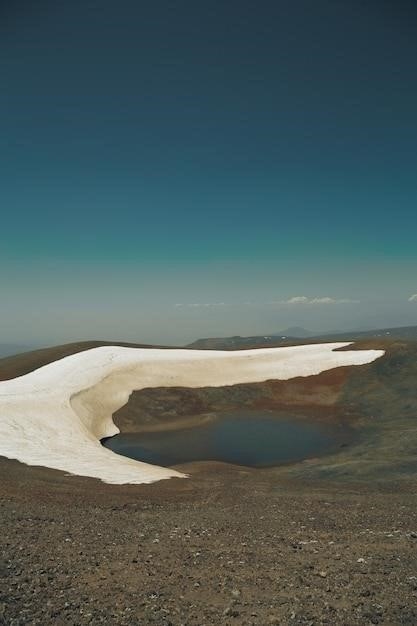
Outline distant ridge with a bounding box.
[315,325,417,342]
[272,326,316,338]
[0,340,177,381]
[0,344,34,358]
[187,325,417,350]
[1,324,416,366]
[186,335,302,351]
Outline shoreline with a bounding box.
[104,407,358,473]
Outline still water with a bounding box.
[102,411,347,468]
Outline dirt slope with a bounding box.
[1,339,416,625]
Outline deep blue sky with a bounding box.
[1,1,417,345]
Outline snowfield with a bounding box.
[0,343,384,484]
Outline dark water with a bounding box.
[102,411,348,468]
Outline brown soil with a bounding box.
[1,458,416,626]
[1,340,417,625]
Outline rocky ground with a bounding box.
[1,460,417,626]
[1,339,417,625]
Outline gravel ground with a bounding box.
[1,460,416,626]
[1,340,417,625]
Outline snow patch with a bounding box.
[0,343,384,485]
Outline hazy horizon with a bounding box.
[1,1,416,347]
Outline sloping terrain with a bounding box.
[0,343,382,484]
[0,344,34,358]
[0,340,175,381]
[0,338,416,625]
[0,337,416,483]
[116,339,417,483]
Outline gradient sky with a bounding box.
[1,0,417,346]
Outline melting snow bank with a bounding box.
[0,343,384,485]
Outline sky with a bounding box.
[1,0,417,346]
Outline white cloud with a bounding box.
[285,296,310,304]
[278,296,359,305]
[408,294,417,302]
[175,296,359,309]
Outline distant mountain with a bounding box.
[188,325,417,350]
